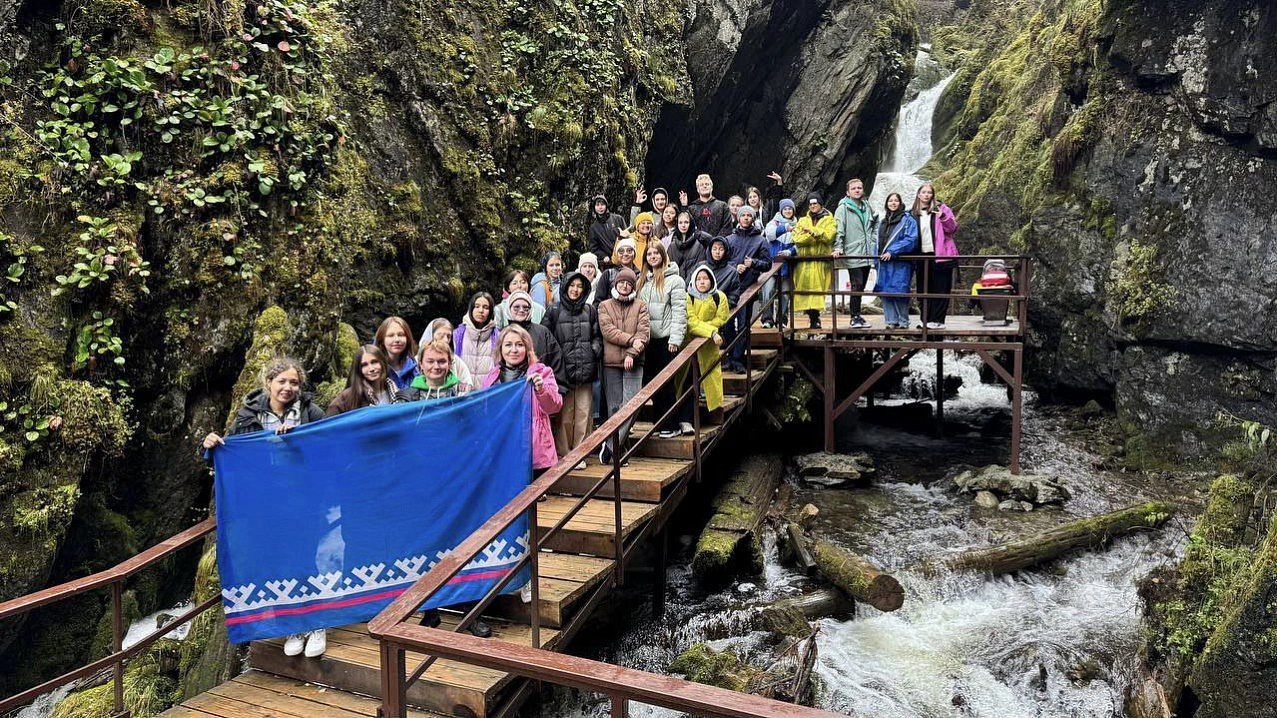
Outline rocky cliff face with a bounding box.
[928,0,1277,461]
[0,0,915,698]
[646,0,917,200]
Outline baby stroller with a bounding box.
[969,259,1016,325]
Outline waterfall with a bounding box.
[868,67,956,213]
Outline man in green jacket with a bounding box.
[833,178,877,328]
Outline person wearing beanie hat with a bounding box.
[576,252,601,303]
[588,194,627,269]
[723,202,771,371]
[792,193,836,329]
[504,290,568,396]
[596,265,650,464]
[761,198,798,327]
[616,212,654,268]
[592,236,640,309]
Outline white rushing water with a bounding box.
[867,64,956,214]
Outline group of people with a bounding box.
[197,172,962,659]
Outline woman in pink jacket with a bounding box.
[481,324,563,474]
[911,183,960,329]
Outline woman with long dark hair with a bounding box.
[910,183,959,329]
[326,345,401,415]
[874,193,919,330]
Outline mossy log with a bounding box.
[811,537,904,612]
[774,588,854,620]
[692,454,784,579]
[938,501,1176,575]
[784,522,818,575]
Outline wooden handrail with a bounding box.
[0,516,216,621]
[368,264,781,635]
[380,623,849,718]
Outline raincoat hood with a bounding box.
[558,271,591,312]
[686,263,718,300]
[707,236,732,269]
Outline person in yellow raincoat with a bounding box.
[792,193,836,328]
[681,262,730,414]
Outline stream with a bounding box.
[532,353,1190,718]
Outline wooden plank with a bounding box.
[552,457,689,502]
[231,671,440,717]
[250,617,559,718]
[207,680,367,718]
[747,349,779,369]
[536,497,656,555]
[723,368,766,395]
[789,313,1022,336]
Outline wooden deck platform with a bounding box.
[155,326,785,718]
[787,312,1021,338]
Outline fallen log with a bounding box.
[935,500,1176,575]
[811,536,904,612]
[785,522,818,576]
[693,454,784,579]
[774,587,854,620]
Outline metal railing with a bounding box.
[0,517,219,716]
[367,264,809,718]
[782,254,1031,342]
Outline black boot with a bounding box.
[467,619,493,638]
[807,310,822,329]
[418,608,441,628]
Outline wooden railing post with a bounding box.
[528,500,540,650]
[111,581,124,716]
[744,298,754,413]
[612,426,624,587]
[380,642,407,718]
[691,359,702,485]
[611,694,629,718]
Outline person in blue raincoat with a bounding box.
[873,193,919,330]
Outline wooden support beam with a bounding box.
[935,348,945,435]
[790,353,824,395]
[974,348,1014,386]
[823,348,835,452]
[832,348,910,420]
[1011,348,1023,475]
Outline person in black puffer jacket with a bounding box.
[667,210,711,282]
[542,271,601,465]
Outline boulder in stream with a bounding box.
[954,464,1070,506]
[794,452,875,487]
[974,490,1000,509]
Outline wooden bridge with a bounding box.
[0,255,1029,718]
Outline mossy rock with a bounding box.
[226,305,293,425]
[669,643,763,694]
[51,645,178,718]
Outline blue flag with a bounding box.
[214,380,532,643]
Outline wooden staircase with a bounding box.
[158,333,782,718]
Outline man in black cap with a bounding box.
[588,195,628,270]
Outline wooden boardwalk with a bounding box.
[156,340,783,718]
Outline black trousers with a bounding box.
[917,258,955,324]
[644,340,691,430]
[847,266,871,316]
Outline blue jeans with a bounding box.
[759,273,790,325]
[883,297,910,326]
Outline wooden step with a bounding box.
[249,617,559,718]
[552,456,690,502]
[535,496,657,556]
[628,420,727,460]
[160,670,446,718]
[749,326,783,348]
[748,349,778,369]
[723,368,767,395]
[489,551,615,627]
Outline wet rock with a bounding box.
[998,500,1019,511]
[794,452,875,487]
[953,464,1070,506]
[1020,501,1035,512]
[974,490,1000,509]
[1080,399,1104,419]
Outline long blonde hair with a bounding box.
[636,241,670,296]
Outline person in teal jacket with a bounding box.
[834,178,877,328]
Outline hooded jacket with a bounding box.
[398,370,468,401]
[588,195,628,266]
[598,272,651,368]
[454,313,497,378]
[792,204,836,312]
[638,262,688,345]
[706,236,742,305]
[592,259,640,309]
[688,195,733,237]
[666,226,711,282]
[873,209,919,296]
[684,263,731,412]
[542,272,602,385]
[228,388,325,436]
[726,222,771,289]
[834,197,877,270]
[481,362,563,470]
[763,211,797,277]
[912,202,960,261]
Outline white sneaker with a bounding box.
[283,633,306,656]
[574,460,587,470]
[520,581,533,604]
[303,629,327,658]
[926,322,945,329]
[679,422,695,436]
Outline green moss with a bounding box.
[51,646,177,718]
[1109,236,1177,326]
[670,644,762,693]
[226,305,292,425]
[68,0,152,40]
